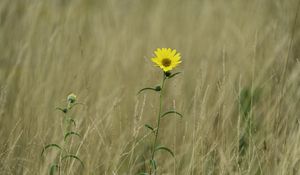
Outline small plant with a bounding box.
[138,48,183,175]
[238,87,260,158]
[41,93,84,175]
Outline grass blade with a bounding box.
[150,159,157,170]
[144,124,155,133]
[64,131,81,141]
[49,164,59,175]
[61,154,84,167]
[160,110,183,119]
[155,146,175,157]
[41,144,62,156]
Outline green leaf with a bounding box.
[239,133,249,156]
[49,164,59,175]
[155,146,175,157]
[61,154,84,167]
[150,159,157,170]
[144,124,155,133]
[64,131,81,141]
[56,107,67,113]
[137,87,160,95]
[167,72,181,79]
[160,110,183,119]
[41,144,62,156]
[67,118,76,127]
[239,87,261,118]
[239,88,252,117]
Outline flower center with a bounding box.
[162,58,171,67]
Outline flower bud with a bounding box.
[62,108,68,113]
[67,93,77,103]
[164,71,172,77]
[155,86,161,91]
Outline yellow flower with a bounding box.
[151,48,181,72]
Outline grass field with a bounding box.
[0,0,300,174]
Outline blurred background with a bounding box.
[0,0,300,174]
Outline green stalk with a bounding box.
[150,73,166,174]
[64,102,72,172]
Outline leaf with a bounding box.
[150,159,157,170]
[144,124,155,133]
[49,164,59,175]
[160,110,183,119]
[239,133,248,156]
[155,146,175,158]
[67,118,76,127]
[56,107,67,113]
[64,131,81,141]
[61,154,84,167]
[239,88,252,117]
[239,87,261,118]
[41,144,62,156]
[167,72,181,79]
[137,87,160,95]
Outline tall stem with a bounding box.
[151,73,166,174]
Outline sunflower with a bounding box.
[151,48,181,72]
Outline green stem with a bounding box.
[151,73,166,174]
[64,102,73,135]
[62,103,72,173]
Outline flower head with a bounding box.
[151,48,181,72]
[67,93,77,103]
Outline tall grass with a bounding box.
[0,0,300,174]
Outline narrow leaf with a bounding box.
[144,124,154,132]
[56,107,67,113]
[41,144,62,156]
[49,164,59,175]
[155,146,175,157]
[167,72,181,79]
[61,154,84,167]
[137,87,159,95]
[138,173,149,175]
[64,131,81,141]
[150,159,157,170]
[160,110,183,119]
[67,118,76,127]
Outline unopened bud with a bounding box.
[164,71,171,77]
[67,93,77,103]
[155,86,161,91]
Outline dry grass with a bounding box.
[0,0,300,174]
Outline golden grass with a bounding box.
[0,0,300,174]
